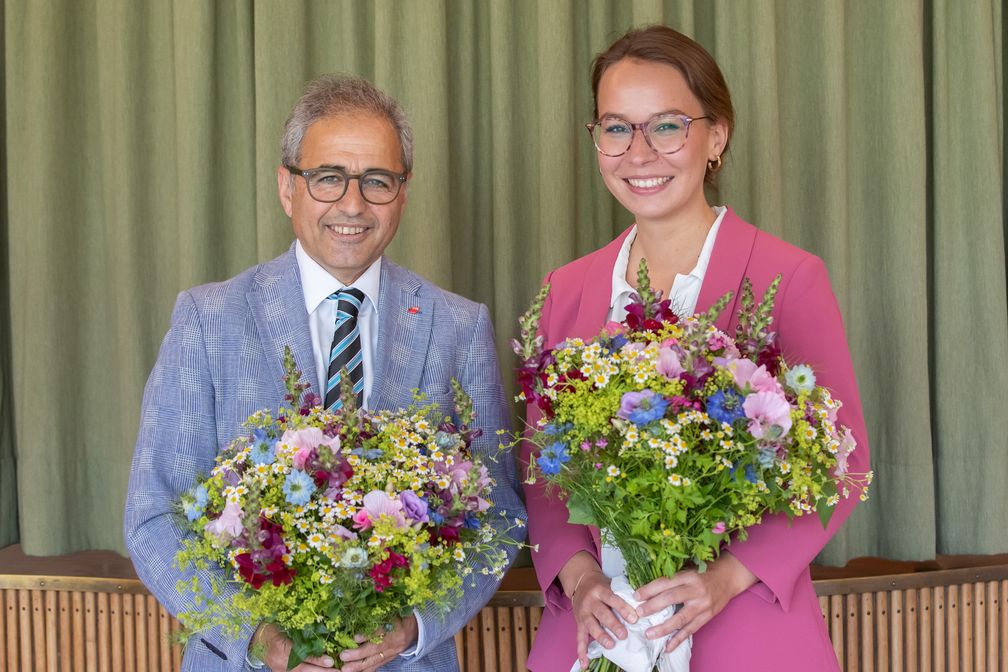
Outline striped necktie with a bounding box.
[324,288,365,410]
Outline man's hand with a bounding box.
[634,552,758,653]
[256,623,336,671]
[336,615,419,672]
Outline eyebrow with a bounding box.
[598,109,694,120]
[310,163,400,173]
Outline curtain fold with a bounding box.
[2,0,1005,563]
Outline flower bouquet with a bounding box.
[515,262,872,672]
[175,348,522,669]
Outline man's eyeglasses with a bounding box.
[585,112,710,157]
[285,165,408,205]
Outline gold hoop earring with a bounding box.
[708,155,723,172]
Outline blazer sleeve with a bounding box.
[123,292,255,671]
[409,302,528,660]
[521,274,597,616]
[727,255,871,612]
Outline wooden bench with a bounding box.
[1,564,1006,671]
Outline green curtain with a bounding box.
[2,0,1005,566]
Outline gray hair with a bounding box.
[280,74,414,173]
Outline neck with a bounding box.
[628,203,717,292]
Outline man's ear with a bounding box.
[277,166,294,218]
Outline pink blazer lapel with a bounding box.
[570,227,634,340]
[696,208,759,332]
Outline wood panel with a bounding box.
[2,566,1008,672]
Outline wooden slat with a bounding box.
[109,593,123,672]
[84,591,98,671]
[828,594,844,669]
[961,583,974,672]
[463,608,480,672]
[988,582,1000,672]
[170,615,182,671]
[145,596,158,672]
[846,592,860,671]
[71,592,85,672]
[30,590,45,672]
[122,594,135,672]
[974,582,986,672]
[512,606,531,671]
[920,587,933,672]
[905,588,918,672]
[890,589,904,671]
[861,591,874,672]
[454,629,464,668]
[44,591,57,672]
[481,607,498,672]
[1001,580,1008,672]
[133,592,147,672]
[495,606,513,672]
[58,591,71,672]
[97,592,110,672]
[0,589,8,672]
[158,604,171,672]
[17,590,31,671]
[876,591,890,671]
[931,584,939,672]
[948,584,960,672]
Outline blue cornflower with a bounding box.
[706,389,746,425]
[744,464,758,483]
[617,390,669,426]
[785,365,817,394]
[463,512,482,529]
[429,510,445,525]
[182,484,209,521]
[249,429,276,465]
[537,441,571,476]
[282,470,316,505]
[544,422,573,436]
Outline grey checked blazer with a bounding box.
[124,247,526,671]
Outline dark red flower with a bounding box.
[430,525,461,546]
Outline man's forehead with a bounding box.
[298,113,402,172]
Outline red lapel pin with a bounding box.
[407,306,420,314]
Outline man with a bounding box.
[125,74,525,672]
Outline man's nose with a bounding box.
[337,179,368,216]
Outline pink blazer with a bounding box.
[522,208,869,671]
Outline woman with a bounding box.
[522,25,869,671]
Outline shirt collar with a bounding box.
[609,205,727,308]
[295,240,382,314]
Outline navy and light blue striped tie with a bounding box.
[324,288,365,410]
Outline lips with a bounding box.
[325,224,367,236]
[625,176,673,189]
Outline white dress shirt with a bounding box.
[601,205,726,578]
[294,241,427,656]
[295,241,380,409]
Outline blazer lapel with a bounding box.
[695,208,759,332]
[570,227,634,340]
[369,260,432,410]
[247,249,320,398]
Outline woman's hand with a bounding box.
[560,552,639,669]
[633,552,757,653]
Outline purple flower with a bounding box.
[401,491,429,523]
[617,390,669,425]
